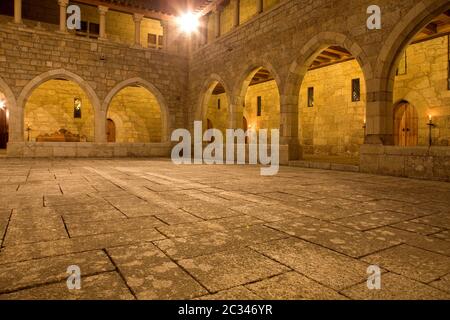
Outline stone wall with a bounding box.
[24,79,95,142]
[394,36,450,146]
[206,92,230,134]
[244,80,280,133]
[300,59,366,156]
[107,86,162,143]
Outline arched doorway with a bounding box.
[106,85,163,143]
[391,9,450,147]
[24,79,95,142]
[394,101,418,147]
[106,119,116,143]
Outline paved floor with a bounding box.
[0,158,449,300]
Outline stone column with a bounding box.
[214,8,221,38]
[365,94,394,145]
[256,0,263,13]
[14,0,22,24]
[160,20,169,51]
[98,5,109,40]
[95,110,107,143]
[58,0,69,33]
[133,13,144,48]
[280,95,302,161]
[201,15,208,45]
[233,0,240,28]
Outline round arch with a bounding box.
[375,0,450,94]
[196,73,232,124]
[18,69,101,142]
[103,77,170,142]
[231,59,283,130]
[285,32,373,99]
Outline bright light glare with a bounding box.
[0,100,5,110]
[177,12,200,33]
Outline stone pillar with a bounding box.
[14,0,22,24]
[160,20,169,51]
[98,5,109,40]
[95,110,107,143]
[133,13,144,48]
[280,95,302,160]
[58,0,69,33]
[365,93,394,145]
[214,8,221,38]
[201,15,209,45]
[233,0,240,27]
[256,0,263,13]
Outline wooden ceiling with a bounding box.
[413,9,450,43]
[309,46,354,70]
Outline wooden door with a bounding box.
[106,119,116,143]
[0,108,8,149]
[394,102,418,146]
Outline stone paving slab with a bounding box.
[267,216,396,258]
[66,216,165,237]
[107,243,207,300]
[334,211,411,231]
[362,245,450,283]
[197,286,261,300]
[0,272,135,300]
[429,273,450,294]
[250,238,370,291]
[341,273,450,300]
[0,251,114,294]
[178,248,290,293]
[366,226,450,256]
[245,271,348,300]
[155,225,288,260]
[390,221,443,236]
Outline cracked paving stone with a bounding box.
[154,225,288,260]
[0,251,114,293]
[66,216,165,237]
[341,273,450,300]
[366,226,450,256]
[107,243,207,300]
[362,244,450,283]
[178,248,290,293]
[0,272,134,300]
[250,238,370,291]
[334,211,411,231]
[267,216,395,258]
[245,271,348,300]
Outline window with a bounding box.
[148,33,157,48]
[257,96,262,117]
[74,98,82,119]
[217,99,221,110]
[158,35,164,49]
[76,21,99,39]
[352,78,361,102]
[307,87,314,108]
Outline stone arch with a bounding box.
[103,77,170,142]
[376,0,450,94]
[0,77,18,142]
[231,58,283,130]
[285,32,373,100]
[196,73,233,124]
[18,69,102,142]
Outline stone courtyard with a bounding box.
[0,158,449,300]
